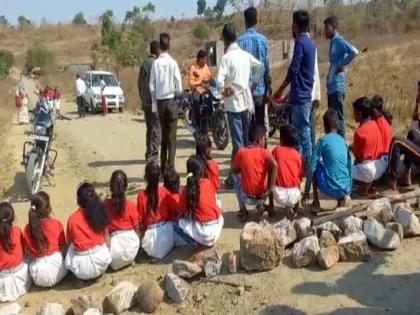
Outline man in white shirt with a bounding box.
[216,23,264,187]
[75,74,86,118]
[149,33,182,172]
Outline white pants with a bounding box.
[109,230,140,270]
[30,251,67,287]
[177,216,224,247]
[0,263,32,302]
[352,158,387,183]
[142,222,174,259]
[216,195,222,209]
[65,244,111,280]
[54,99,61,111]
[273,187,301,208]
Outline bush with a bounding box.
[193,24,209,42]
[0,50,14,78]
[25,45,54,74]
[72,12,87,25]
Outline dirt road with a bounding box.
[2,76,420,315]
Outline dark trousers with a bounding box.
[310,101,318,149]
[389,130,420,179]
[157,99,178,172]
[249,96,265,131]
[77,96,85,117]
[143,106,161,163]
[328,92,345,138]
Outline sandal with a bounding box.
[237,209,249,222]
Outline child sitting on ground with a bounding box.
[303,109,352,210]
[271,124,302,219]
[232,125,278,222]
[351,97,387,196]
[0,202,31,302]
[164,167,181,204]
[371,95,393,156]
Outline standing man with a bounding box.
[237,7,269,130]
[138,40,161,163]
[311,48,321,148]
[149,33,182,173]
[324,15,358,139]
[274,10,316,173]
[75,74,86,118]
[216,23,264,188]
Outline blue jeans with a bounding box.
[233,174,265,209]
[328,92,346,138]
[290,103,312,162]
[227,110,251,161]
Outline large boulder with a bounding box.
[165,273,189,304]
[240,221,284,271]
[317,246,339,270]
[71,295,102,315]
[319,230,337,248]
[393,203,420,237]
[83,309,101,315]
[341,216,363,235]
[292,236,320,268]
[37,303,64,315]
[202,249,222,278]
[363,218,400,250]
[0,303,21,315]
[337,231,372,262]
[386,222,404,241]
[103,281,139,314]
[293,218,312,240]
[317,221,342,238]
[273,218,297,248]
[367,198,393,224]
[173,260,203,279]
[136,280,164,314]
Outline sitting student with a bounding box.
[303,109,352,210]
[104,170,140,271]
[164,167,181,205]
[351,97,386,195]
[174,156,224,247]
[371,95,393,156]
[65,183,111,280]
[411,80,420,130]
[137,162,174,259]
[271,125,302,219]
[23,192,67,287]
[232,125,278,222]
[0,202,31,302]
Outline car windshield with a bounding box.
[91,74,118,87]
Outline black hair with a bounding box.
[159,33,171,51]
[145,162,160,215]
[293,10,310,33]
[244,7,258,28]
[110,170,127,214]
[186,156,204,220]
[29,191,51,254]
[324,15,338,29]
[249,124,267,143]
[353,97,372,121]
[163,168,180,194]
[280,124,299,148]
[323,109,340,130]
[77,182,108,232]
[197,49,208,60]
[196,133,212,173]
[150,40,159,55]
[222,23,237,45]
[76,73,80,79]
[371,95,393,125]
[0,202,15,253]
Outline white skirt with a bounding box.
[65,244,111,280]
[17,105,29,124]
[109,230,140,271]
[352,157,388,183]
[54,99,61,111]
[177,216,224,247]
[142,222,174,259]
[0,262,32,302]
[273,187,301,208]
[29,251,67,288]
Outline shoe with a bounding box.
[224,176,234,189]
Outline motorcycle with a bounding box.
[177,80,230,150]
[268,94,291,138]
[22,100,58,196]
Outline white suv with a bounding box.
[83,71,125,113]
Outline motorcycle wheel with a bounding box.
[26,152,43,196]
[212,109,230,150]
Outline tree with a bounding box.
[72,12,87,25]
[197,0,207,15]
[143,2,156,15]
[17,16,32,31]
[193,24,209,42]
[213,0,228,18]
[25,45,54,74]
[0,15,9,30]
[0,50,14,78]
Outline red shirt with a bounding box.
[375,116,393,155]
[104,199,139,234]
[137,187,173,227]
[67,208,106,251]
[232,146,272,196]
[53,90,61,100]
[0,226,24,270]
[23,218,66,258]
[272,145,302,188]
[178,178,221,222]
[206,160,220,192]
[353,120,383,161]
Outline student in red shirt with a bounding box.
[0,202,31,302]
[232,125,278,222]
[371,95,393,156]
[163,167,181,206]
[65,183,111,280]
[174,156,223,247]
[137,162,174,259]
[23,192,67,288]
[104,170,140,270]
[271,125,302,219]
[351,97,388,196]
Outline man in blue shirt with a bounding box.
[274,10,316,172]
[238,7,269,129]
[324,16,358,138]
